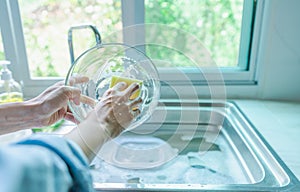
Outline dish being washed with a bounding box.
[65,43,160,131]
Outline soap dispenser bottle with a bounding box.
[0,60,23,103]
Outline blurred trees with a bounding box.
[19,0,122,77]
[18,0,243,77]
[145,0,243,67]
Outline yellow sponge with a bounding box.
[110,75,142,100]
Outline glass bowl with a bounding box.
[65,43,160,131]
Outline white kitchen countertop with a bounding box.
[233,99,300,180]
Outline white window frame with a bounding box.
[121,0,262,99]
[122,0,257,81]
[0,0,264,99]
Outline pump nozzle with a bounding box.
[0,60,12,81]
[0,60,23,103]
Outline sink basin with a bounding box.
[91,101,300,191]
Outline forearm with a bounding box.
[64,112,111,162]
[0,100,41,134]
[0,134,93,191]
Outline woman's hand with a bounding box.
[0,76,88,134]
[29,76,88,127]
[93,81,142,137]
[65,81,142,161]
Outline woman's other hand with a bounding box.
[29,76,88,126]
[94,82,142,137]
[65,81,142,161]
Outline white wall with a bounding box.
[257,0,300,101]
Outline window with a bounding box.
[18,0,122,78]
[143,0,256,83]
[121,0,257,99]
[0,0,259,99]
[145,0,244,68]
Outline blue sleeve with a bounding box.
[0,134,94,192]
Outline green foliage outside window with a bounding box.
[19,0,122,77]
[145,0,244,67]
[19,0,244,77]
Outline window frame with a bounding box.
[0,0,262,99]
[122,0,257,81]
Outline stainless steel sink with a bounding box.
[90,101,300,191]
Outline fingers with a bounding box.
[130,107,141,118]
[54,81,65,86]
[80,95,97,107]
[129,97,142,107]
[104,81,140,98]
[64,87,97,108]
[67,76,89,86]
[64,76,93,106]
[65,112,79,124]
[89,81,143,136]
[111,82,127,91]
[63,86,82,105]
[129,97,142,118]
[124,83,140,99]
[53,76,89,88]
